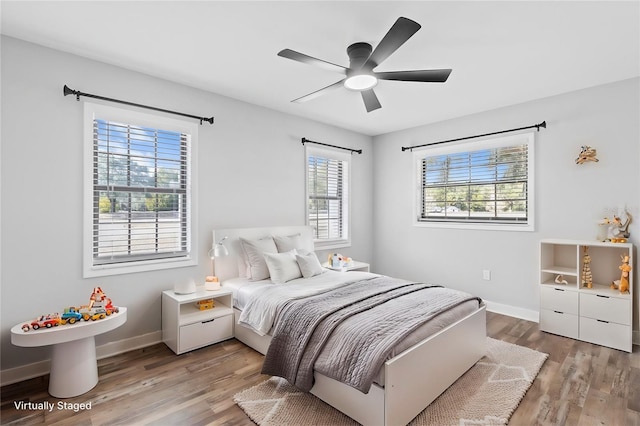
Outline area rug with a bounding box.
[234,337,547,426]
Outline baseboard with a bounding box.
[484,300,539,323]
[0,331,162,387]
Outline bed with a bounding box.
[214,225,486,426]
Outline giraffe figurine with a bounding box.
[581,247,593,289]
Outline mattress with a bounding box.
[223,271,481,387]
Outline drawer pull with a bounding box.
[596,295,609,298]
[202,318,215,324]
[553,310,564,314]
[596,319,609,323]
[554,288,565,292]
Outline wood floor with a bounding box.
[1,312,639,425]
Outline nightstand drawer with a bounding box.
[579,317,631,352]
[540,286,578,315]
[539,309,578,339]
[179,314,233,352]
[579,293,630,325]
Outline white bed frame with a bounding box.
[213,226,486,426]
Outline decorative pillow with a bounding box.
[264,250,302,284]
[273,233,303,253]
[240,236,278,281]
[295,251,324,278]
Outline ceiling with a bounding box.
[1,1,639,136]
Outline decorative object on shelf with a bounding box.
[575,145,598,164]
[205,276,221,291]
[327,253,353,269]
[581,247,593,288]
[196,299,215,310]
[174,280,196,295]
[614,254,632,294]
[598,209,632,242]
[554,275,568,285]
[207,236,229,287]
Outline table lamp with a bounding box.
[206,236,229,291]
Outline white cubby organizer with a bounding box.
[539,239,633,352]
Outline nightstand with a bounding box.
[162,288,234,354]
[322,260,370,272]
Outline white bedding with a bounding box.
[226,270,378,335]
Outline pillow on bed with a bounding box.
[273,233,303,253]
[263,250,302,284]
[295,251,324,278]
[240,236,278,281]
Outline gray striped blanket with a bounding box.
[261,275,481,393]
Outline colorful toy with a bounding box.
[22,313,61,331]
[581,247,593,288]
[60,307,83,325]
[328,253,353,269]
[196,299,215,310]
[614,254,631,294]
[79,287,119,321]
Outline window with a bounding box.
[84,103,198,277]
[306,146,350,248]
[414,132,534,231]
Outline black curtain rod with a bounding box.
[301,137,363,154]
[401,121,546,152]
[63,85,214,125]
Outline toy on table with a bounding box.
[598,210,632,243]
[611,254,631,294]
[60,307,83,325]
[328,253,353,269]
[21,313,61,332]
[79,287,119,321]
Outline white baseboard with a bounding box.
[0,331,162,387]
[484,300,539,323]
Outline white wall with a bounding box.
[0,36,373,373]
[372,78,640,332]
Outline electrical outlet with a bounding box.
[482,270,491,281]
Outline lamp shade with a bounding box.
[208,236,229,259]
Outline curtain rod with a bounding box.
[401,121,546,152]
[301,137,363,154]
[63,85,214,125]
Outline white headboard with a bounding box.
[211,225,315,282]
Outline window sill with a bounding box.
[413,220,534,232]
[83,256,197,278]
[313,239,352,251]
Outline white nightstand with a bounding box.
[162,288,234,354]
[322,260,370,272]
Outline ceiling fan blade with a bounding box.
[361,89,381,112]
[375,69,452,83]
[278,49,347,74]
[365,17,421,69]
[292,79,346,103]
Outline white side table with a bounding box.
[322,260,370,272]
[11,308,127,398]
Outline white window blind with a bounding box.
[306,146,350,245]
[92,119,190,265]
[416,132,534,229]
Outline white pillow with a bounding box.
[295,251,324,278]
[273,233,303,253]
[240,236,278,281]
[264,250,302,284]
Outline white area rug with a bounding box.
[234,337,547,426]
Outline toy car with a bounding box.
[60,307,83,324]
[79,307,107,321]
[29,313,61,330]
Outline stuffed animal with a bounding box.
[618,254,631,294]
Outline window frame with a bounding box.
[413,131,535,232]
[305,145,351,249]
[83,102,198,278]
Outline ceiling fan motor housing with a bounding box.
[347,42,374,70]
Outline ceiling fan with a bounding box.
[278,17,452,113]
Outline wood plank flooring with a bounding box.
[1,312,638,425]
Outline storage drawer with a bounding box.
[579,317,631,352]
[540,286,578,315]
[179,314,233,352]
[579,293,630,325]
[539,309,578,339]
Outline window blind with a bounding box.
[92,119,190,265]
[307,154,349,240]
[420,144,529,223]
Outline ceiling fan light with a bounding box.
[344,74,378,91]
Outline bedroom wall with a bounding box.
[0,36,374,376]
[372,78,640,339]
